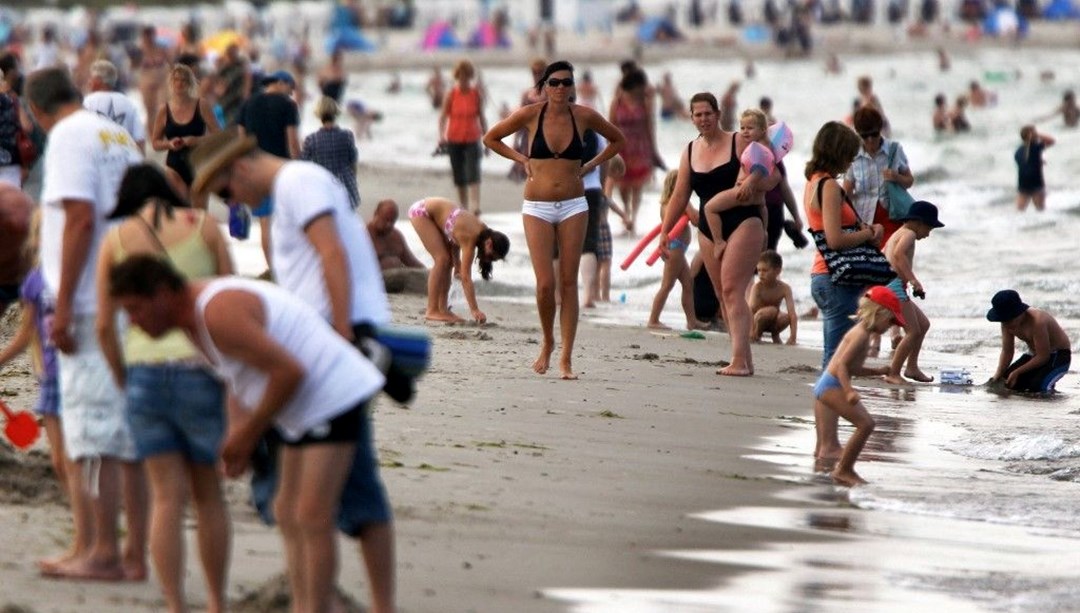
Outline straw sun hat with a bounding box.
[189,126,258,199]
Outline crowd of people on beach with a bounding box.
[0,4,1076,610]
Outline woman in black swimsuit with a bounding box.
[660,92,777,376]
[484,60,624,380]
[151,65,220,206]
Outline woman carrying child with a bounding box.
[702,108,775,259]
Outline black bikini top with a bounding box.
[530,103,586,161]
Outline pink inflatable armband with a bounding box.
[739,141,775,177]
[767,121,794,162]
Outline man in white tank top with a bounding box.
[108,255,396,613]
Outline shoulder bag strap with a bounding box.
[816,176,865,224]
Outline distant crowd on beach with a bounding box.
[0,0,1076,609]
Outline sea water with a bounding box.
[283,46,1080,610]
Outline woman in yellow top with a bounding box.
[95,164,233,613]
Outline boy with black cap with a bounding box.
[882,200,944,385]
[987,289,1072,393]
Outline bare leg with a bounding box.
[189,463,230,613]
[277,443,354,613]
[523,214,557,375]
[902,304,933,382]
[39,451,90,573]
[598,259,612,302]
[580,253,598,308]
[1033,190,1047,212]
[752,306,779,342]
[716,219,764,376]
[145,454,188,612]
[411,216,462,322]
[555,212,588,379]
[813,399,843,460]
[121,462,148,581]
[647,250,682,328]
[46,458,126,580]
[455,184,468,213]
[357,522,396,613]
[820,391,876,486]
[467,182,481,215]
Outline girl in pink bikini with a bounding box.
[409,197,509,324]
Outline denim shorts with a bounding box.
[125,364,225,464]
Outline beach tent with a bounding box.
[636,16,682,43]
[1043,0,1080,18]
[469,21,510,48]
[982,5,1025,36]
[327,28,376,53]
[421,21,461,50]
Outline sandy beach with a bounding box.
[2,15,1079,611]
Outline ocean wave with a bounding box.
[944,433,1080,462]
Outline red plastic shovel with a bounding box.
[0,399,40,450]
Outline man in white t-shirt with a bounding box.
[25,66,147,582]
[190,125,390,338]
[83,60,146,154]
[108,255,395,613]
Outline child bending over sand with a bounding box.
[986,289,1072,394]
[882,201,944,384]
[703,108,775,259]
[814,286,903,486]
[749,249,797,344]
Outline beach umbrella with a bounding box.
[203,29,249,54]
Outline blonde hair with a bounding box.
[313,96,340,123]
[854,296,890,330]
[740,108,768,134]
[169,64,198,98]
[659,169,679,219]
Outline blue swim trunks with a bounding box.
[250,196,273,218]
[813,370,843,399]
[886,277,909,303]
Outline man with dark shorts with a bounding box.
[109,255,396,613]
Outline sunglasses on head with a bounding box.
[546,77,574,88]
[859,131,881,139]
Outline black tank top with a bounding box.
[163,101,207,186]
[689,134,740,241]
[530,103,586,161]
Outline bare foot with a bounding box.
[41,556,125,582]
[689,319,711,330]
[831,468,868,487]
[647,321,671,330]
[122,559,147,582]
[425,311,464,324]
[37,550,79,574]
[717,364,752,376]
[584,301,596,309]
[815,447,843,462]
[883,374,911,385]
[559,352,578,380]
[904,369,934,383]
[532,340,554,375]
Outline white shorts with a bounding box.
[59,314,137,462]
[522,196,588,225]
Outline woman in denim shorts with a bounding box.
[95,164,234,613]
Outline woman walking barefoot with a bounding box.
[409,197,509,324]
[484,60,624,379]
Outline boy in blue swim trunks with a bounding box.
[814,286,904,486]
[882,200,944,385]
[987,289,1072,394]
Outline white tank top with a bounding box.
[193,277,384,441]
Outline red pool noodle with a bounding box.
[645,215,691,266]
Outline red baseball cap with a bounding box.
[866,286,907,327]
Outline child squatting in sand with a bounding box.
[813,286,905,486]
[986,289,1072,393]
[749,249,797,344]
[702,108,775,259]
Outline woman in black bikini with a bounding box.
[484,60,624,379]
[151,65,220,207]
[660,92,777,376]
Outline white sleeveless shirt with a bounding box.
[193,277,384,441]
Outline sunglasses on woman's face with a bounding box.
[547,77,574,88]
